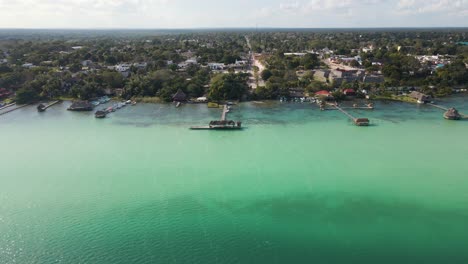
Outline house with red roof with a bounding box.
[343,89,356,96]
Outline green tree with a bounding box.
[261,69,273,81]
[208,73,248,101]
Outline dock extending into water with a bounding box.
[221,104,229,121]
[0,103,29,116]
[38,100,61,112]
[334,105,370,126]
[190,104,242,130]
[427,103,467,120]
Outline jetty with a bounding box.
[335,105,370,126]
[190,104,242,130]
[0,103,16,111]
[427,103,467,120]
[221,104,229,121]
[95,100,132,118]
[37,100,61,112]
[0,103,29,116]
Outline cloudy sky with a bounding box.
[0,0,466,28]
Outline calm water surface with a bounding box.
[1,97,468,263]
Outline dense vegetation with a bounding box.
[0,29,467,104]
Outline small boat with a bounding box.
[131,101,137,106]
[90,101,100,107]
[126,100,132,105]
[37,103,46,112]
[95,110,107,118]
[176,102,181,108]
[106,106,114,112]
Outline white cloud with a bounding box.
[0,0,466,28]
[279,1,301,11]
[396,0,468,16]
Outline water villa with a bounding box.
[95,110,107,118]
[444,108,462,120]
[191,105,242,130]
[354,118,370,126]
[426,103,466,120]
[333,104,371,126]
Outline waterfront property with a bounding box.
[68,101,94,111]
[173,89,187,102]
[409,91,431,104]
[191,104,242,130]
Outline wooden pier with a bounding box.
[0,103,16,111]
[0,104,29,116]
[221,104,229,121]
[427,103,448,111]
[427,103,467,120]
[190,104,242,130]
[335,105,370,126]
[38,100,61,112]
[323,106,374,111]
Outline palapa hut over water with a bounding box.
[409,91,431,104]
[172,89,187,102]
[444,108,462,120]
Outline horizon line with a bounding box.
[1,26,468,30]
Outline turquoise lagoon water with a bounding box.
[1,97,468,263]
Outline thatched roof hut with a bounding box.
[409,91,431,104]
[172,89,187,102]
[444,108,461,120]
[355,118,370,126]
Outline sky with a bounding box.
[0,0,466,28]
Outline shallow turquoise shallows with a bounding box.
[1,97,468,264]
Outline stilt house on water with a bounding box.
[444,108,462,120]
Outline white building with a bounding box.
[115,63,131,72]
[133,62,148,69]
[208,63,225,70]
[22,63,35,68]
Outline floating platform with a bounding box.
[190,104,242,130]
[190,126,243,130]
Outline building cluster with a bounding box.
[314,69,384,86]
[177,57,249,72]
[414,55,454,71]
[329,55,362,66]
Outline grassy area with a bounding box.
[58,96,76,101]
[132,97,163,104]
[371,95,418,104]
